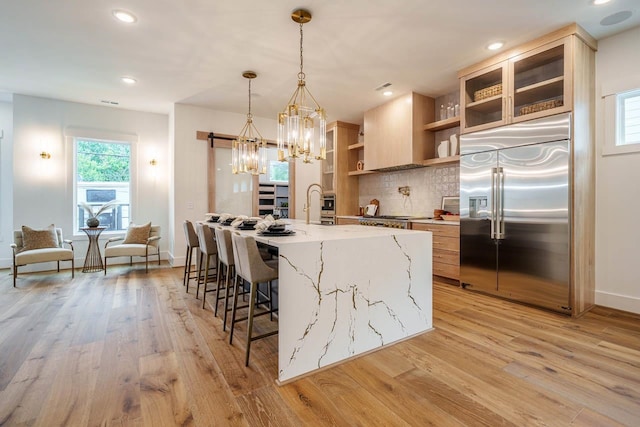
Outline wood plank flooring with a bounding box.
[1,264,639,426]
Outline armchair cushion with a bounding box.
[123,222,151,244]
[20,224,58,252]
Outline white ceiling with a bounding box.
[1,0,638,124]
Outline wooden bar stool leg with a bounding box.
[202,255,211,309]
[196,251,204,299]
[214,260,224,316]
[223,265,234,331]
[229,274,241,345]
[245,281,258,367]
[183,245,190,286]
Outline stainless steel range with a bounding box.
[359,216,427,229]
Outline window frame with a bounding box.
[65,128,138,237]
[616,88,640,147]
[602,81,640,156]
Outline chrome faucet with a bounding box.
[304,183,324,224]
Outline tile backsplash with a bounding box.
[358,164,460,216]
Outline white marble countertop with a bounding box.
[213,219,424,247]
[205,217,433,383]
[336,215,460,226]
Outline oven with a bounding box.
[321,193,335,214]
[358,216,411,229]
[320,215,335,226]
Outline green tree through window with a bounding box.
[76,140,130,182]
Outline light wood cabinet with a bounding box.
[411,222,460,282]
[322,121,360,216]
[456,23,598,316]
[364,92,434,170]
[336,217,361,226]
[458,25,596,134]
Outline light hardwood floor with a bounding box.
[1,264,639,426]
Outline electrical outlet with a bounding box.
[187,202,194,210]
[398,186,410,196]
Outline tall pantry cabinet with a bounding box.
[457,23,597,317]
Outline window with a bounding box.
[617,88,640,146]
[602,82,640,156]
[74,138,131,232]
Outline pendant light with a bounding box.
[277,9,327,164]
[232,71,267,175]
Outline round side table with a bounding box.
[81,226,107,272]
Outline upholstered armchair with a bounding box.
[11,226,75,287]
[104,223,161,274]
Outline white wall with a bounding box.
[170,103,278,266]
[3,94,169,270]
[0,100,14,252]
[595,26,640,314]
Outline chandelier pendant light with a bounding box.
[277,8,327,164]
[232,71,267,175]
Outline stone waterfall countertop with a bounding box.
[217,219,434,383]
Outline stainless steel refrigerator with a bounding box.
[459,113,572,314]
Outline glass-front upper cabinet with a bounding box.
[460,36,572,134]
[322,126,335,192]
[461,62,508,133]
[510,37,571,123]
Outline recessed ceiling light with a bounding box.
[487,42,504,51]
[121,76,137,85]
[383,90,393,96]
[112,10,137,23]
[593,0,611,5]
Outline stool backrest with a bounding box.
[195,223,217,256]
[214,227,234,267]
[231,233,277,284]
[183,220,199,248]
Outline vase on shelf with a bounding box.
[86,217,100,228]
[450,134,459,155]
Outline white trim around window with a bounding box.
[601,78,640,156]
[64,127,138,236]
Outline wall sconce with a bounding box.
[40,151,51,160]
[149,159,157,166]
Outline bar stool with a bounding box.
[229,232,278,367]
[195,222,217,307]
[214,227,235,330]
[182,220,200,292]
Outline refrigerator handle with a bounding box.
[490,167,497,239]
[497,167,505,239]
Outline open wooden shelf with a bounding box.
[422,155,460,167]
[347,170,376,176]
[348,142,364,150]
[423,117,460,132]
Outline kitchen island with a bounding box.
[229,220,433,383]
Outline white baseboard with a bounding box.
[596,290,640,315]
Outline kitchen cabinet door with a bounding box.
[459,29,584,134]
[460,61,508,133]
[509,37,572,123]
